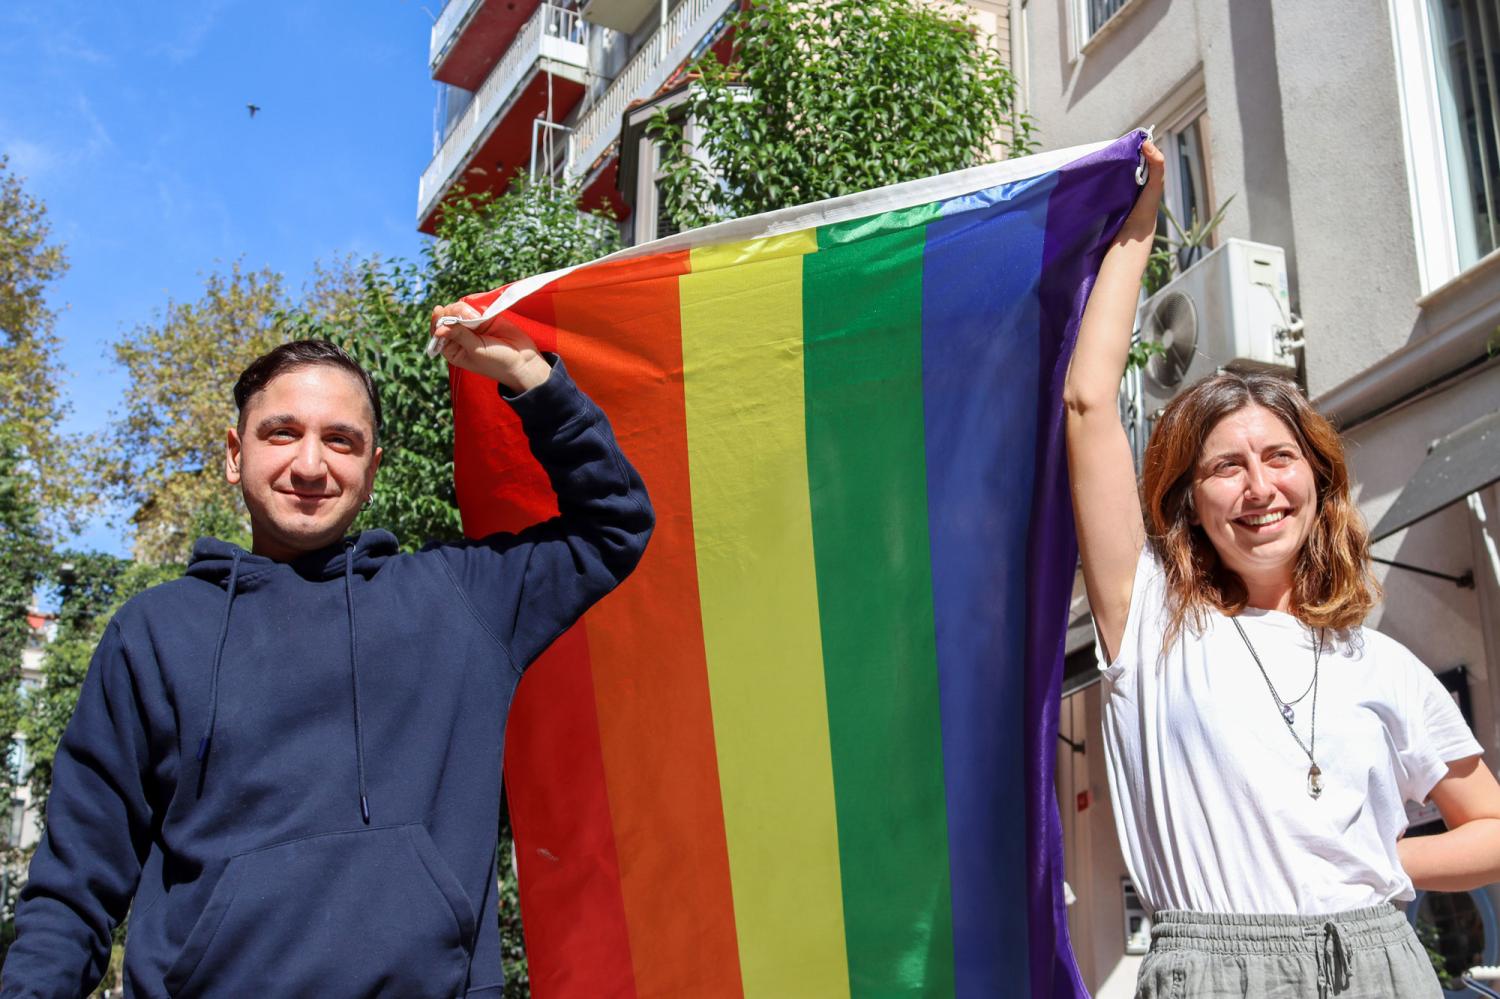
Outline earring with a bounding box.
[362,493,374,511]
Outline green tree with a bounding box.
[0,443,48,918]
[7,552,174,980]
[21,554,177,830]
[0,157,79,954]
[0,156,83,527]
[99,262,288,563]
[283,174,617,549]
[650,0,1034,229]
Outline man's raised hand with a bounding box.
[429,301,552,394]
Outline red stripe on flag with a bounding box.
[450,288,638,998]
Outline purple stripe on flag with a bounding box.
[1025,131,1149,998]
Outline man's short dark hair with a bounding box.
[233,340,383,436]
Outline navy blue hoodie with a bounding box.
[2,360,653,998]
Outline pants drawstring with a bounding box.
[1311,920,1351,998]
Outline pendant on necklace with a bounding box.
[1281,703,1295,725]
[1308,764,1324,799]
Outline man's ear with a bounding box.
[226,427,243,485]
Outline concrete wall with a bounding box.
[1022,0,1423,393]
[1268,0,1424,396]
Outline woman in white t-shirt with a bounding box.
[1064,140,1500,998]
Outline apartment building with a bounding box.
[417,0,1015,245]
[1017,1,1500,993]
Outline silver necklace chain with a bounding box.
[1230,617,1325,799]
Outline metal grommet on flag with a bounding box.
[1135,124,1157,185]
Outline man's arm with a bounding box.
[3,621,156,998]
[430,304,654,670]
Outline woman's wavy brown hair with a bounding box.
[1140,370,1380,647]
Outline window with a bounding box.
[1392,0,1500,289]
[1085,0,1131,38]
[16,675,41,707]
[6,800,21,849]
[1427,0,1498,266]
[1162,111,1214,270]
[433,83,475,152]
[1148,88,1217,274]
[1070,0,1135,55]
[7,739,26,783]
[650,142,684,243]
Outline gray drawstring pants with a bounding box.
[1134,904,1442,998]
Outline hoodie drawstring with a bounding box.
[345,543,372,824]
[197,551,241,763]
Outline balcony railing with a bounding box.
[566,0,737,179]
[430,0,483,72]
[418,3,589,223]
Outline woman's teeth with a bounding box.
[1241,511,1287,526]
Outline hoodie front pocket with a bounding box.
[164,824,476,998]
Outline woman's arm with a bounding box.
[1400,756,1500,891]
[1063,140,1164,662]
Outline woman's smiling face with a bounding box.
[1189,403,1318,583]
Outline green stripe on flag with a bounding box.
[803,207,956,995]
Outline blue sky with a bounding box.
[0,1,440,555]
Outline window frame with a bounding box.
[1066,0,1140,61]
[1150,85,1218,259]
[1389,0,1485,292]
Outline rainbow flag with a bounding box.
[450,132,1145,998]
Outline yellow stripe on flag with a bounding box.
[680,232,851,998]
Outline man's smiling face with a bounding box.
[226,364,383,561]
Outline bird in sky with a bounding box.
[247,104,261,119]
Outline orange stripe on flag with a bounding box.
[550,251,745,997]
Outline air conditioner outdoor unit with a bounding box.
[1135,238,1298,420]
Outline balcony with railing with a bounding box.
[418,3,590,231]
[430,0,545,90]
[565,0,737,182]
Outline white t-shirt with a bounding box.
[1099,549,1483,916]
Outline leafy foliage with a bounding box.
[99,263,289,563]
[0,159,77,954]
[0,156,84,532]
[21,554,177,830]
[1141,197,1235,298]
[283,175,617,550]
[650,0,1034,229]
[0,444,48,887]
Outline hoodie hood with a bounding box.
[187,529,400,587]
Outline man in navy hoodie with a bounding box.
[1,304,653,997]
